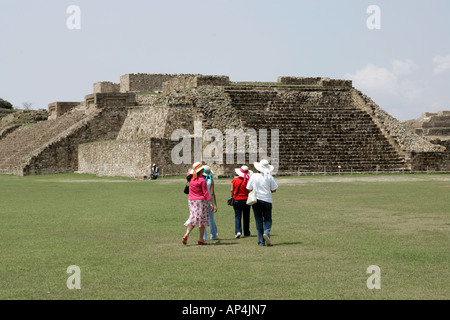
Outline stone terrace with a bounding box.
[78,75,449,177]
[1,73,448,176]
[403,111,450,140]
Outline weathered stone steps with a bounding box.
[222,86,408,172]
[0,109,88,174]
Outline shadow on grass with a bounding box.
[211,239,303,247]
[182,239,239,246]
[208,240,239,246]
[266,235,303,246]
[271,241,303,246]
[181,236,302,247]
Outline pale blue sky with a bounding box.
[1,0,449,120]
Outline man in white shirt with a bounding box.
[246,159,278,246]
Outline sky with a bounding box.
[0,0,449,120]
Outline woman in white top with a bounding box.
[246,159,278,246]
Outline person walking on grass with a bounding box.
[231,165,253,238]
[203,165,219,241]
[183,162,213,245]
[246,159,278,246]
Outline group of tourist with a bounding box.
[182,159,278,246]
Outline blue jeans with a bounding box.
[252,200,272,246]
[204,203,218,240]
[233,200,251,236]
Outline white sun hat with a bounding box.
[188,161,206,177]
[253,159,274,176]
[234,165,253,178]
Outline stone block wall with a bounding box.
[277,76,323,85]
[161,75,199,92]
[48,102,80,119]
[120,73,178,93]
[78,140,152,178]
[116,106,170,141]
[196,75,230,87]
[277,76,352,87]
[84,93,136,110]
[424,139,450,171]
[148,137,230,177]
[162,75,230,92]
[410,151,449,172]
[116,102,198,142]
[321,78,353,87]
[78,137,195,178]
[150,137,191,177]
[279,87,353,106]
[135,94,161,106]
[93,81,120,94]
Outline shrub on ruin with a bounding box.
[0,98,13,110]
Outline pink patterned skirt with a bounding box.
[184,200,209,228]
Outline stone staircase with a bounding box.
[223,85,408,173]
[0,109,49,141]
[0,108,91,175]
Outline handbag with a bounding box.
[246,189,257,206]
[184,174,192,195]
[228,179,244,206]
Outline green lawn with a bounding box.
[0,173,448,300]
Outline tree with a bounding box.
[0,98,13,110]
[22,102,33,110]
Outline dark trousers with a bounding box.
[233,200,251,236]
[251,200,272,246]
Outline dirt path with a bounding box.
[271,175,450,184]
[48,174,450,184]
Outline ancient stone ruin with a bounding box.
[403,111,450,140]
[0,73,449,177]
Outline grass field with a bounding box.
[0,173,448,300]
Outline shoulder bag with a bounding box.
[228,179,244,206]
[246,184,257,206]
